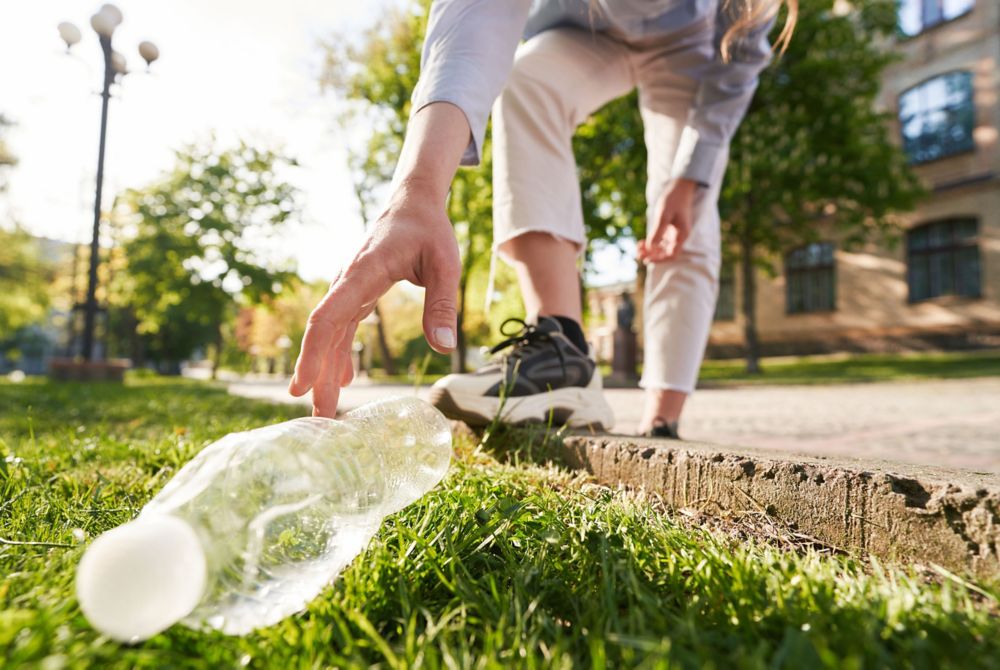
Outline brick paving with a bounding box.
[225,376,1000,474]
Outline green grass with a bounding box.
[2,379,999,668]
[697,349,1000,385]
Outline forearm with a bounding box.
[411,0,531,166]
[390,102,471,206]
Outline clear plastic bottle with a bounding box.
[76,396,452,643]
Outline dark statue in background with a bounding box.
[616,291,635,331]
[611,291,638,384]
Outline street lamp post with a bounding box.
[58,4,158,361]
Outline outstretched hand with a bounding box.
[637,178,698,264]
[288,189,461,417]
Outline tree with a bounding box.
[0,120,41,341]
[319,0,924,380]
[721,0,923,372]
[116,141,298,373]
[338,111,399,376]
[0,226,51,338]
[575,92,649,260]
[0,115,16,192]
[576,0,923,373]
[573,92,652,335]
[213,281,322,375]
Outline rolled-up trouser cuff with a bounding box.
[494,227,586,265]
[637,380,696,394]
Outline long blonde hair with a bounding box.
[720,0,799,61]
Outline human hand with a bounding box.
[288,187,461,417]
[636,178,698,264]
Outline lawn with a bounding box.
[697,349,1000,386]
[395,349,1000,388]
[2,379,999,668]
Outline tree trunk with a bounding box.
[128,310,144,368]
[210,325,222,381]
[453,274,468,374]
[372,303,396,376]
[740,229,762,374]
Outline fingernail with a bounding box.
[434,327,456,349]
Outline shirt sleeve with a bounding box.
[670,11,776,186]
[411,0,534,166]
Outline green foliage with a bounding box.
[723,0,924,370]
[2,380,1000,667]
[116,141,299,366]
[322,0,520,370]
[321,0,923,374]
[398,334,452,376]
[722,0,924,263]
[0,226,52,337]
[575,0,923,268]
[0,114,15,192]
[574,1,923,371]
[321,3,426,199]
[574,92,649,256]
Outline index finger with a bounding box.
[289,264,389,396]
[311,320,359,417]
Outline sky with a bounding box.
[0,0,635,286]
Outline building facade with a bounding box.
[590,1,1000,361]
[709,0,1000,356]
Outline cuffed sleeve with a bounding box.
[411,0,533,166]
[670,10,776,186]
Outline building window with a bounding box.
[899,71,975,164]
[898,0,974,37]
[714,264,735,321]
[907,218,980,302]
[786,242,836,314]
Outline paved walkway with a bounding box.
[225,376,1000,474]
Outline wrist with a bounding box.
[673,177,699,193]
[390,174,449,210]
[389,102,468,209]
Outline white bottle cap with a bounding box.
[76,514,207,642]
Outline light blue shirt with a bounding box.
[410,0,774,185]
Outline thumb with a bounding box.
[421,259,460,354]
[667,207,693,258]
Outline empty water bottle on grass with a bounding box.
[76,396,452,643]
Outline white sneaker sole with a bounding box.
[429,384,614,431]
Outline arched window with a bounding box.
[898,0,974,37]
[899,72,975,164]
[906,218,980,302]
[785,242,836,314]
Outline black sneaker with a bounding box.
[645,420,680,440]
[428,317,614,429]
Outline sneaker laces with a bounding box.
[488,317,568,380]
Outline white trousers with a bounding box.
[492,27,726,394]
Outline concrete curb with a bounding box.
[556,435,1000,578]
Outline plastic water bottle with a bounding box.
[75,396,452,643]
